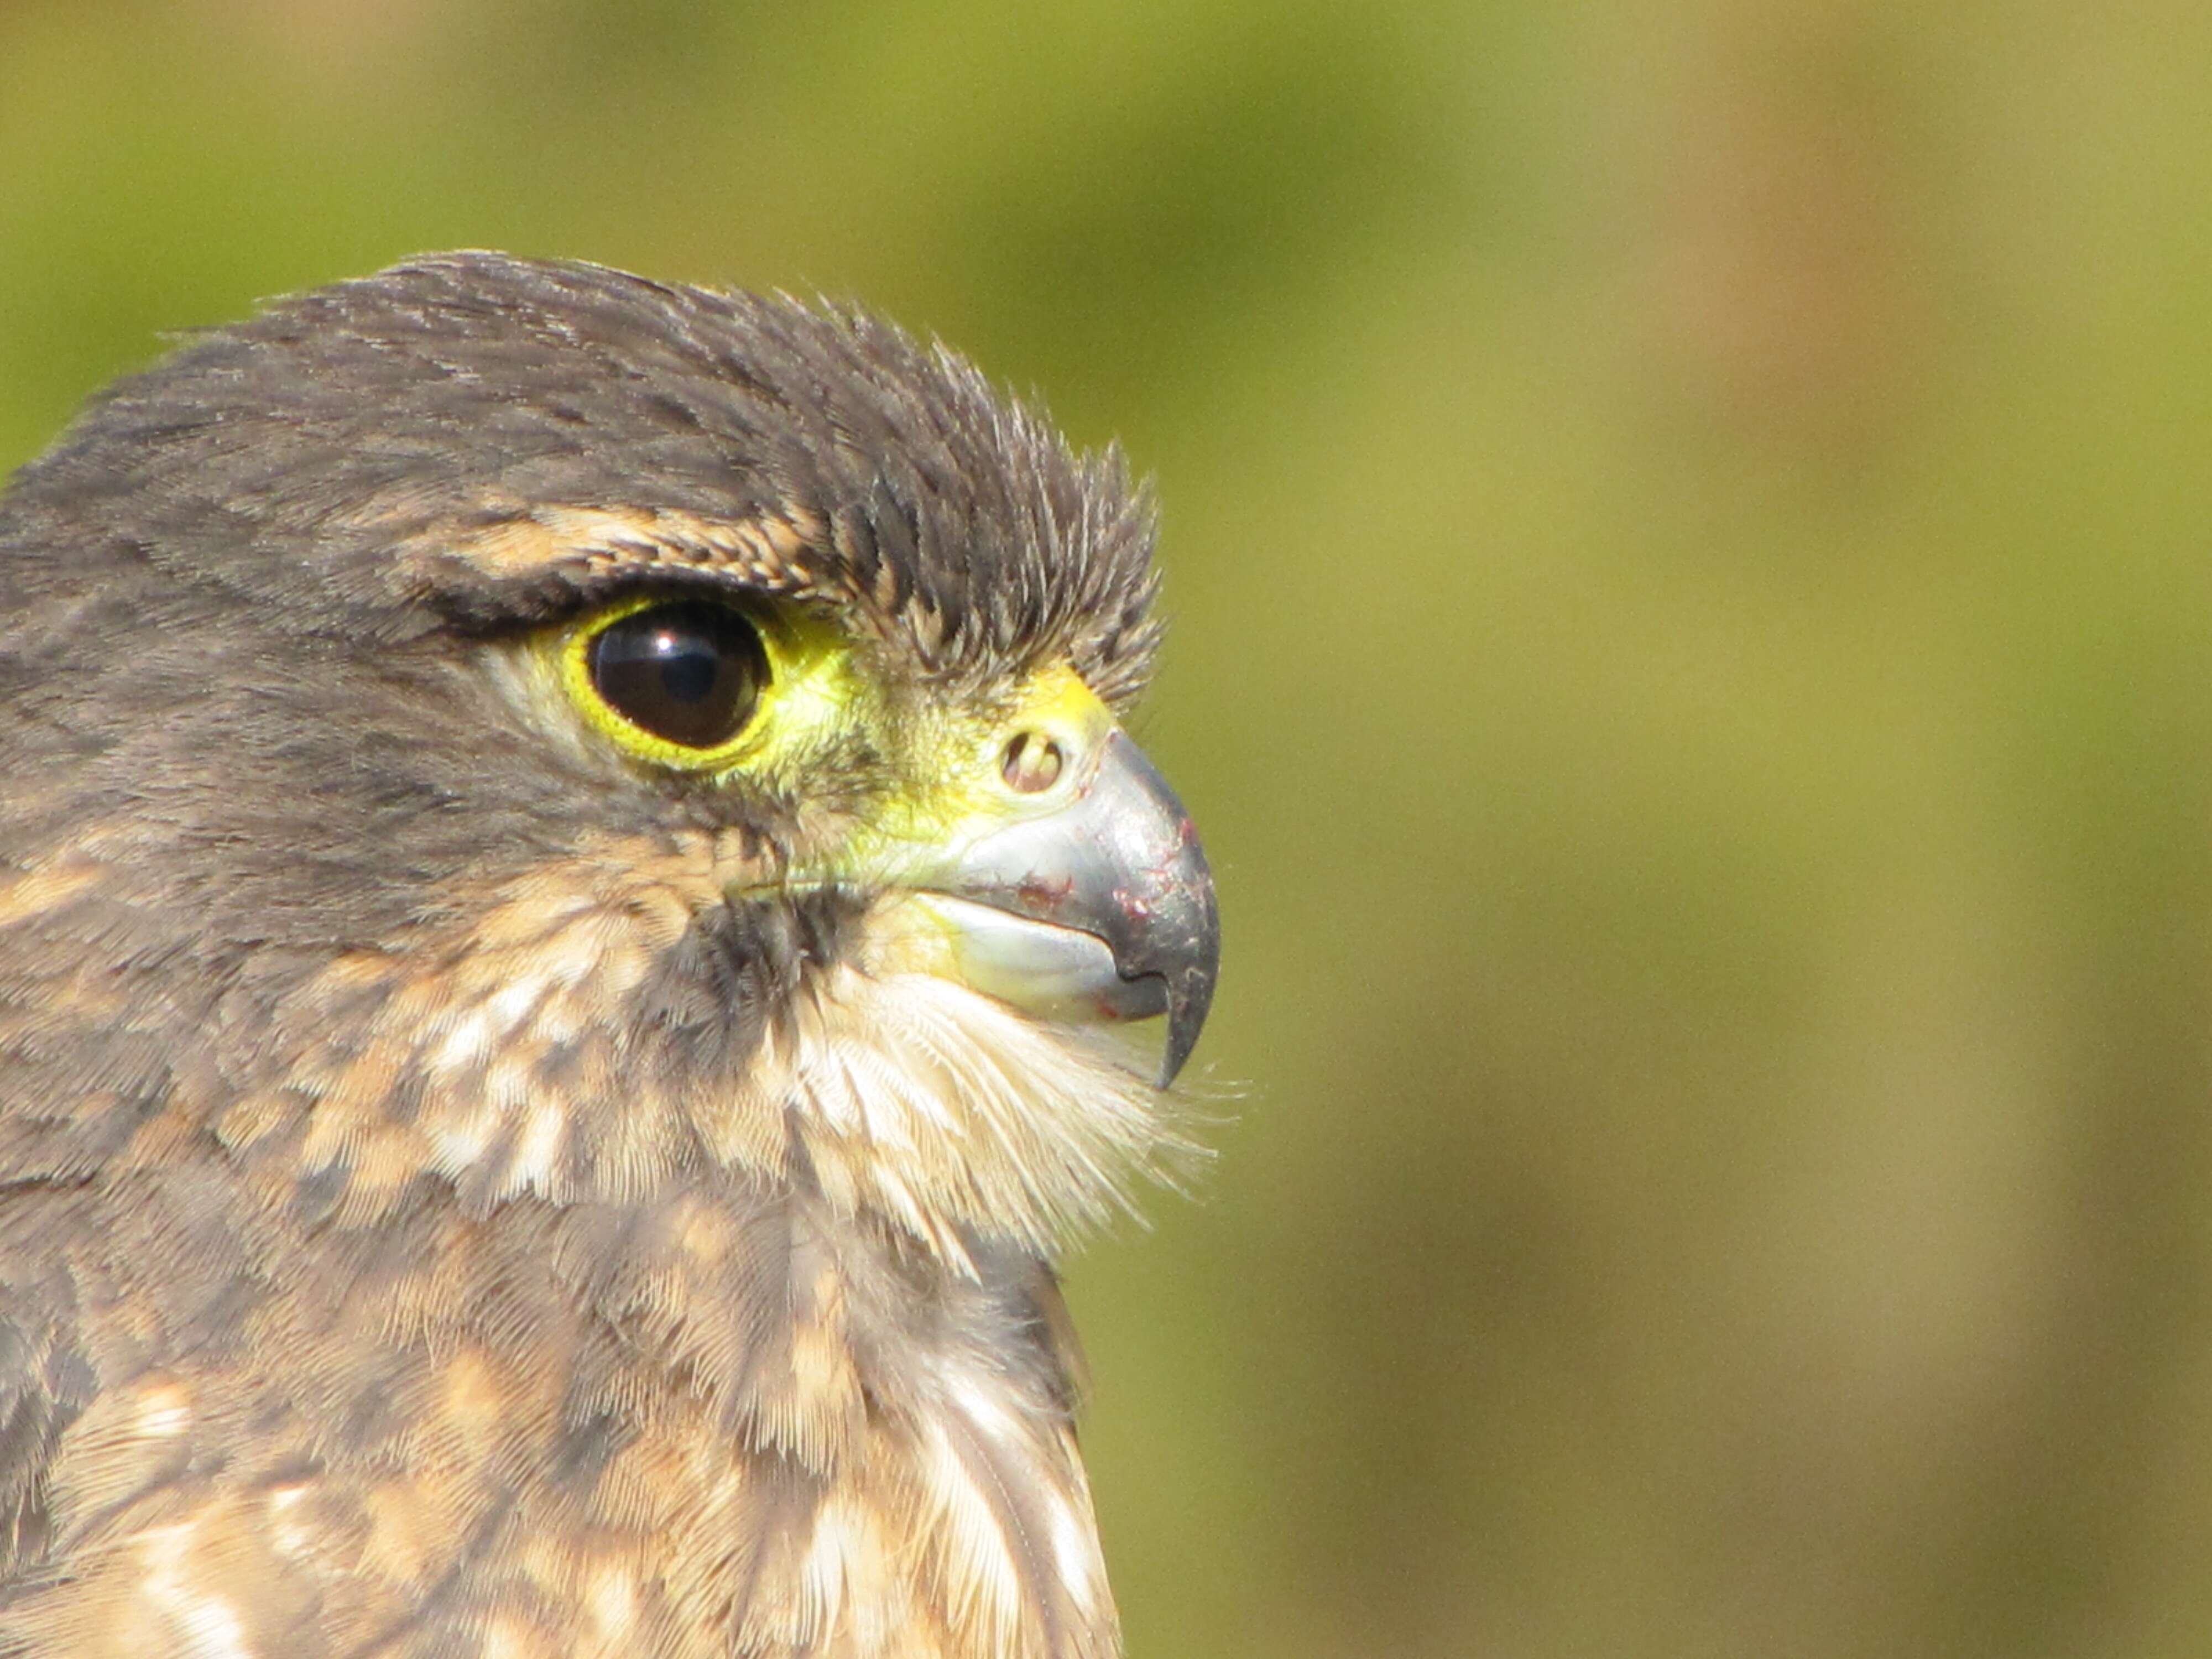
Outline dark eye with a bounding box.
[586,601,769,750]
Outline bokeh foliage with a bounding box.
[8,1,2212,1654]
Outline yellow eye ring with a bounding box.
[558,593,862,774]
[561,594,774,769]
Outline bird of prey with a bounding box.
[0,253,1218,1658]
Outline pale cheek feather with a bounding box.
[582,1559,641,1648]
[919,1416,1028,1641]
[45,1375,195,1532]
[1046,1479,1104,1617]
[260,1484,314,1566]
[0,855,105,928]
[963,1365,1034,1433]
[751,952,1190,1259]
[139,1525,253,1659]
[794,1496,880,1645]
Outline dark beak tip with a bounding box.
[1154,904,1220,1091]
[1159,1006,1204,1088]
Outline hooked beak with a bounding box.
[911,731,1219,1086]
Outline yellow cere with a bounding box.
[852,664,1118,864]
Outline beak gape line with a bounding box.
[917,731,1219,1087]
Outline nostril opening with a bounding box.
[1001,731,1065,794]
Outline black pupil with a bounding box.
[587,601,768,750]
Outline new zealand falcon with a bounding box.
[0,253,1219,1658]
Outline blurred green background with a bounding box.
[9,2,2212,1654]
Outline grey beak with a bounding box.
[925,732,1219,1086]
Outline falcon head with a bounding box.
[0,251,1217,1256]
